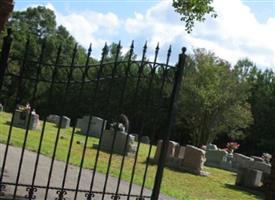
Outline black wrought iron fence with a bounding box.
[0,29,186,200]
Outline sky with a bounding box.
[14,0,275,69]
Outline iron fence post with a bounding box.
[0,28,12,193]
[0,28,12,90]
[151,47,187,200]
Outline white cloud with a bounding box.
[18,0,275,68]
[124,0,275,68]
[45,3,120,50]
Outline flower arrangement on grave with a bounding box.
[18,103,31,120]
[226,142,240,154]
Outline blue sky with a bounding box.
[14,0,275,68]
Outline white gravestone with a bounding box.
[206,143,218,150]
[97,130,137,155]
[251,161,271,174]
[232,153,254,169]
[205,149,228,167]
[154,140,179,162]
[181,145,206,175]
[59,116,70,128]
[14,109,39,130]
[236,168,263,188]
[47,114,60,124]
[76,116,106,138]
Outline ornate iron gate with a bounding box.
[0,29,186,200]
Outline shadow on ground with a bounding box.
[225,183,264,199]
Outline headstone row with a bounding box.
[153,140,207,176]
[203,143,272,189]
[234,153,272,189]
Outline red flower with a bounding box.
[226,142,240,152]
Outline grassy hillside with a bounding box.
[0,112,264,200]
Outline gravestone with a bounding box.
[47,114,60,124]
[76,116,106,138]
[154,140,179,162]
[140,136,150,144]
[96,130,137,155]
[166,145,186,169]
[205,149,228,167]
[177,146,186,159]
[251,161,272,174]
[181,145,206,175]
[236,168,263,188]
[131,133,138,141]
[0,103,3,112]
[13,109,39,130]
[251,160,271,183]
[252,156,265,163]
[60,116,70,128]
[206,143,218,150]
[232,153,254,169]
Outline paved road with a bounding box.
[0,144,176,200]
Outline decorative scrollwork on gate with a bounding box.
[25,186,37,199]
[56,190,67,200]
[85,192,95,200]
[111,194,121,200]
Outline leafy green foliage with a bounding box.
[242,60,275,154]
[176,49,252,146]
[172,0,217,33]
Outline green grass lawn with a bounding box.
[0,112,264,200]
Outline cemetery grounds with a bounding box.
[0,112,264,200]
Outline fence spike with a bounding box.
[156,42,160,51]
[153,43,160,63]
[166,45,172,65]
[141,41,147,62]
[88,43,92,56]
[143,41,147,53]
[130,40,134,49]
[103,42,108,56]
[116,41,121,54]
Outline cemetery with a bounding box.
[0,111,269,200]
[0,2,274,199]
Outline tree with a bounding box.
[176,49,252,146]
[2,6,88,117]
[172,0,217,33]
[247,68,275,154]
